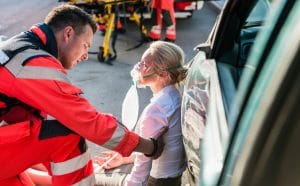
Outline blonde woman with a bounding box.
[96,41,187,186]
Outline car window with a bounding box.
[245,0,270,26]
[212,0,271,121]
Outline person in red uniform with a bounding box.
[0,4,166,186]
[148,0,176,41]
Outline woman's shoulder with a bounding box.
[155,86,181,109]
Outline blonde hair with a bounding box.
[147,41,188,85]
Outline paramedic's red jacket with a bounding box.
[0,24,140,156]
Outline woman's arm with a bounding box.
[125,105,168,185]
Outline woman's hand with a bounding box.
[95,151,124,169]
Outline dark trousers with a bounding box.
[147,175,182,186]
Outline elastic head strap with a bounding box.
[142,64,182,79]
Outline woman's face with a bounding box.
[136,51,158,85]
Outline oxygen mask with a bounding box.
[130,64,146,88]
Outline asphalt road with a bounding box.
[1,1,218,183]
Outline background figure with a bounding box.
[95,41,187,186]
[148,0,176,41]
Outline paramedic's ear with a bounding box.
[63,26,73,42]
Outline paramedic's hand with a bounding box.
[95,151,123,169]
[150,126,168,159]
[135,126,168,159]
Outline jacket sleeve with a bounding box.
[11,57,139,156]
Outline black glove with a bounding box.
[144,126,168,159]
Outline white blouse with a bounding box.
[124,85,186,186]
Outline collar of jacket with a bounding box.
[30,23,58,58]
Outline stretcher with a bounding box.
[58,0,148,65]
[59,0,203,64]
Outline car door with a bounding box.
[181,0,270,185]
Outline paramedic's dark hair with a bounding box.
[45,4,97,35]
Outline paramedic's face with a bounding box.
[59,25,93,69]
